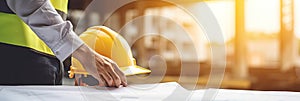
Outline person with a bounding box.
[0,0,127,87]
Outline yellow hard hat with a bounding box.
[69,26,151,78]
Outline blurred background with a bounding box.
[65,0,300,91]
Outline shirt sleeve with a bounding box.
[6,0,84,61]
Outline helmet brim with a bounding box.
[120,65,151,76]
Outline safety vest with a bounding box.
[0,0,68,55]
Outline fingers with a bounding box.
[102,56,127,87]
[95,61,113,87]
[95,56,124,87]
[111,63,128,87]
[100,69,114,87]
[107,68,121,87]
[97,75,107,87]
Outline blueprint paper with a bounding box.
[0,82,300,101]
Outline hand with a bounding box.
[72,44,127,87]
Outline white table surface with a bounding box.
[0,82,299,101]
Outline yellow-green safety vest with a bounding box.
[0,0,68,55]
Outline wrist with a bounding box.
[72,44,92,61]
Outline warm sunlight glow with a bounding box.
[206,1,235,42]
[245,0,280,34]
[295,0,300,38]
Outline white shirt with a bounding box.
[6,0,84,61]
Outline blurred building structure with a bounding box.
[67,0,300,91]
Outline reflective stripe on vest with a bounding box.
[0,0,68,55]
